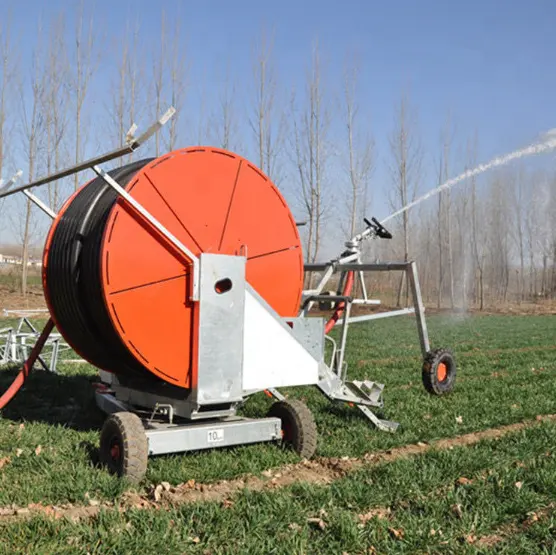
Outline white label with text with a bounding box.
[207,429,224,443]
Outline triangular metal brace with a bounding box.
[316,365,399,432]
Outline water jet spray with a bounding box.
[381,133,556,225]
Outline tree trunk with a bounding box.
[446,188,455,309]
[437,192,443,309]
[21,199,32,297]
[551,242,556,298]
[479,267,484,310]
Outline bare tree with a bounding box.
[343,58,374,237]
[550,176,556,298]
[388,92,422,307]
[444,119,455,308]
[291,93,314,263]
[112,30,129,164]
[151,8,187,152]
[251,30,273,172]
[525,181,539,298]
[152,12,166,156]
[210,63,240,151]
[19,31,46,296]
[0,21,12,181]
[451,178,470,308]
[193,77,207,145]
[45,14,69,210]
[108,16,147,167]
[0,20,14,234]
[164,19,187,152]
[511,165,526,303]
[535,176,554,297]
[436,116,456,308]
[71,2,98,190]
[249,29,285,184]
[486,173,511,302]
[291,42,329,264]
[468,133,486,309]
[126,21,143,162]
[435,156,444,308]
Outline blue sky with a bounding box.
[2,0,556,247]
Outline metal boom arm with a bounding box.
[0,107,176,200]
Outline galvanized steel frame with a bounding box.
[0,316,79,373]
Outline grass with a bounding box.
[1,421,556,554]
[0,313,555,552]
[0,271,42,290]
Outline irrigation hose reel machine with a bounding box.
[0,108,457,483]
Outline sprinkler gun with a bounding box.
[342,216,393,257]
[365,217,392,240]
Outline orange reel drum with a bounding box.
[43,148,304,389]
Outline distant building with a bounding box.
[0,253,24,265]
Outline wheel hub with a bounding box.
[437,362,448,382]
[109,439,121,462]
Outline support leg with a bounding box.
[407,261,430,357]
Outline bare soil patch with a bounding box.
[0,286,45,313]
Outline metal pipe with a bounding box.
[22,190,57,219]
[0,170,23,195]
[0,107,175,200]
[305,262,413,272]
[335,308,415,326]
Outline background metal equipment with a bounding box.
[0,313,79,373]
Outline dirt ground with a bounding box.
[1,284,554,317]
[0,286,46,313]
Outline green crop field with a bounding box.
[0,313,555,554]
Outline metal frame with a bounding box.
[144,417,282,457]
[95,384,282,456]
[0,316,80,372]
[97,371,240,421]
[304,261,430,356]
[279,220,434,432]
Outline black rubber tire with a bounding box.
[99,412,148,484]
[267,399,317,459]
[422,348,457,396]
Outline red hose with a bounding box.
[0,319,55,409]
[324,271,355,334]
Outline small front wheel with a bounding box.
[422,348,457,396]
[99,412,148,484]
[267,399,317,459]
